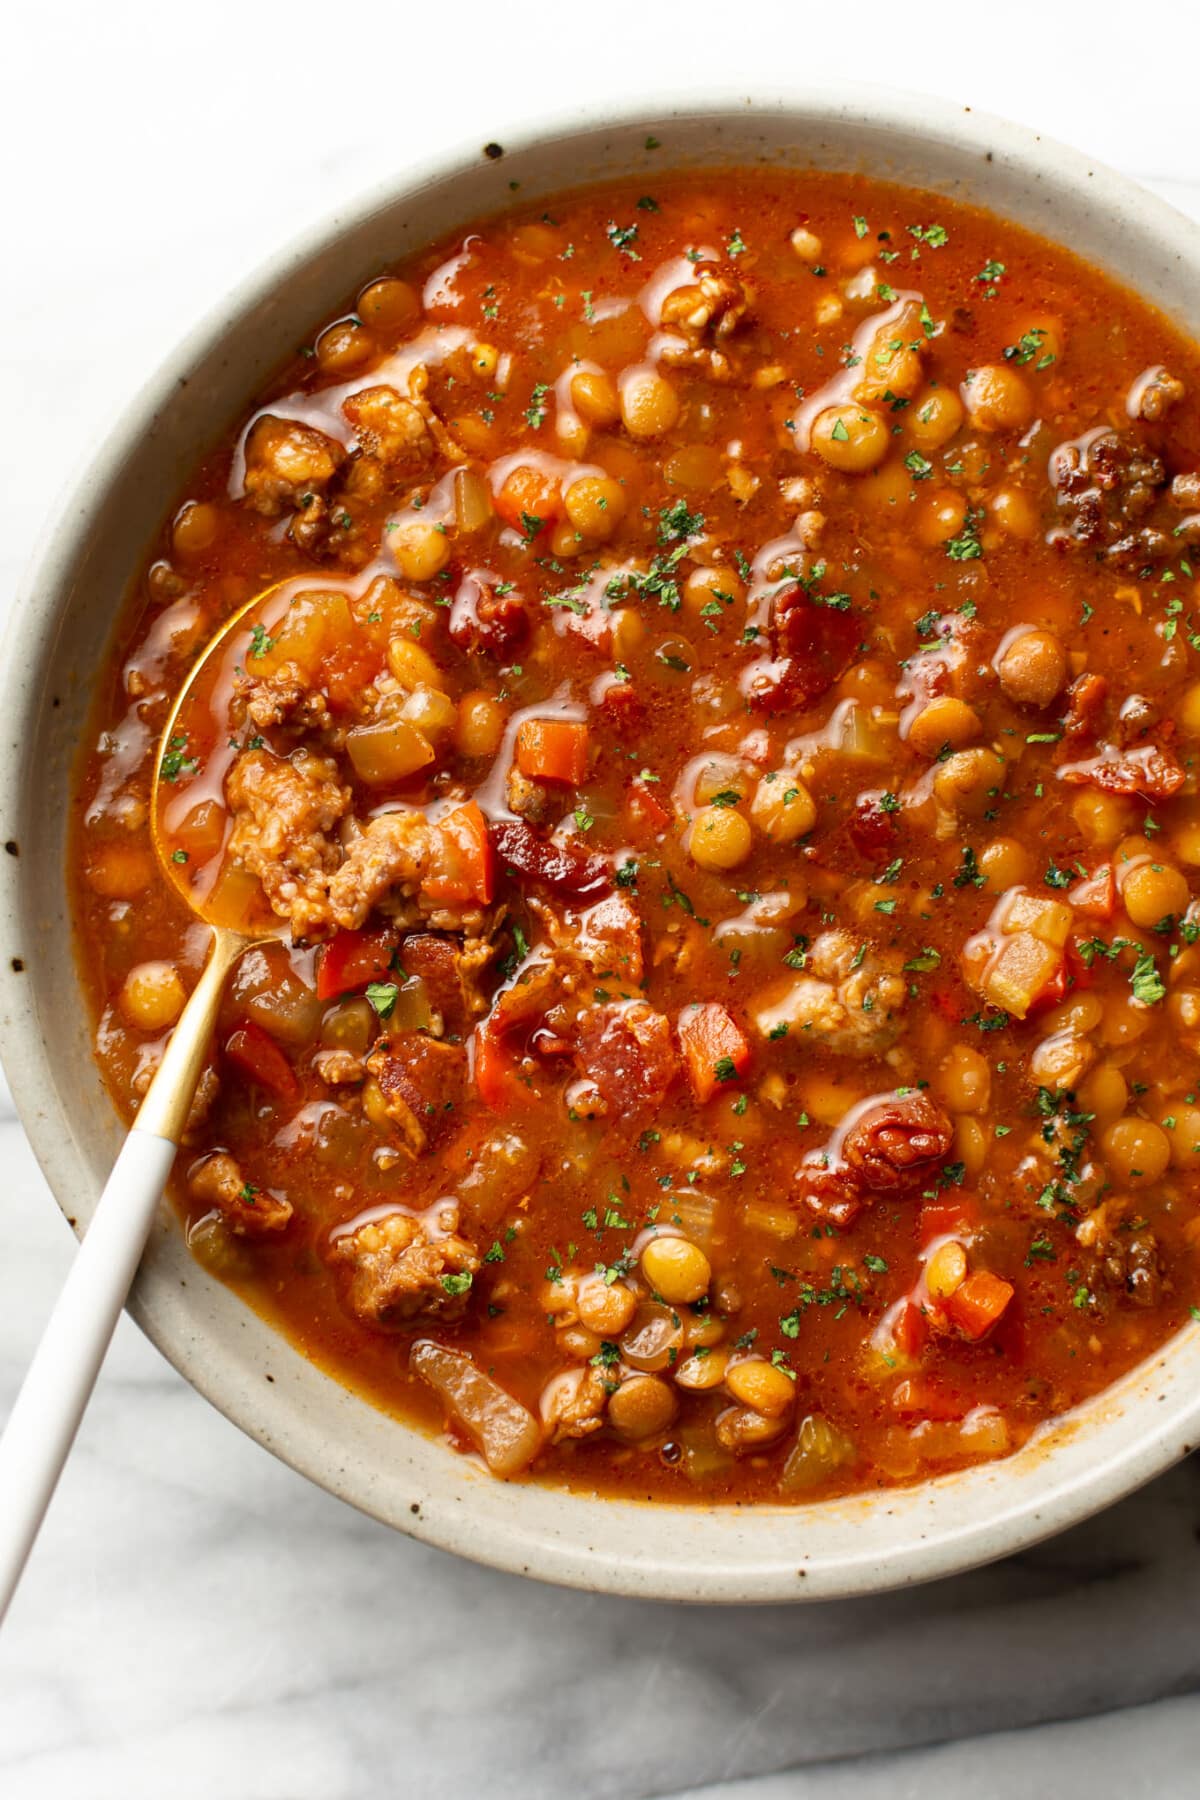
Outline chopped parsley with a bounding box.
[945,510,984,562]
[524,383,551,429]
[366,981,399,1020]
[1004,327,1055,370]
[159,733,199,783]
[605,221,641,258]
[1131,952,1165,1006]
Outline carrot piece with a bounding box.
[316,926,399,1000]
[677,1001,751,1103]
[945,1270,1014,1341]
[224,1022,300,1101]
[422,801,495,906]
[516,718,589,785]
[494,464,562,533]
[1069,863,1115,920]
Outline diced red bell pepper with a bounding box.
[224,1021,301,1101]
[316,926,399,1000]
[423,801,494,906]
[945,1270,1014,1341]
[1069,863,1115,920]
[677,1001,751,1103]
[472,1018,532,1110]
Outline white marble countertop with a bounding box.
[3,3,1200,1793]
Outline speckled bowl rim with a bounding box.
[5,83,1200,1604]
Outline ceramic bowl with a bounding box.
[5,86,1200,1602]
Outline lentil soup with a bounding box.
[72,169,1200,1502]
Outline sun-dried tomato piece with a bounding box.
[1058,742,1184,800]
[746,585,860,712]
[490,818,612,898]
[848,790,899,859]
[796,1093,953,1228]
[449,572,529,656]
[794,1162,865,1229]
[842,1092,954,1191]
[1061,671,1108,739]
[575,1000,678,1111]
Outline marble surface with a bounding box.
[4,3,1200,1794]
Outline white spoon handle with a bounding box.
[0,930,238,1622]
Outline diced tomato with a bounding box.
[489,817,610,898]
[626,780,671,837]
[1062,670,1108,739]
[677,1001,751,1103]
[1059,743,1184,800]
[1064,938,1095,988]
[224,1022,301,1101]
[891,1375,967,1420]
[316,926,399,1000]
[515,717,589,785]
[423,801,494,906]
[473,1019,533,1110]
[945,1269,1014,1341]
[1069,862,1115,920]
[919,1196,979,1246]
[494,463,562,533]
[599,680,645,736]
[848,791,899,860]
[892,1299,929,1360]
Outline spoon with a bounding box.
[0,587,283,1620]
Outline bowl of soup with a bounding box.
[6,87,1200,1600]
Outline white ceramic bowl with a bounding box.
[5,86,1200,1603]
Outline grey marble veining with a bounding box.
[2,1084,1200,1799]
